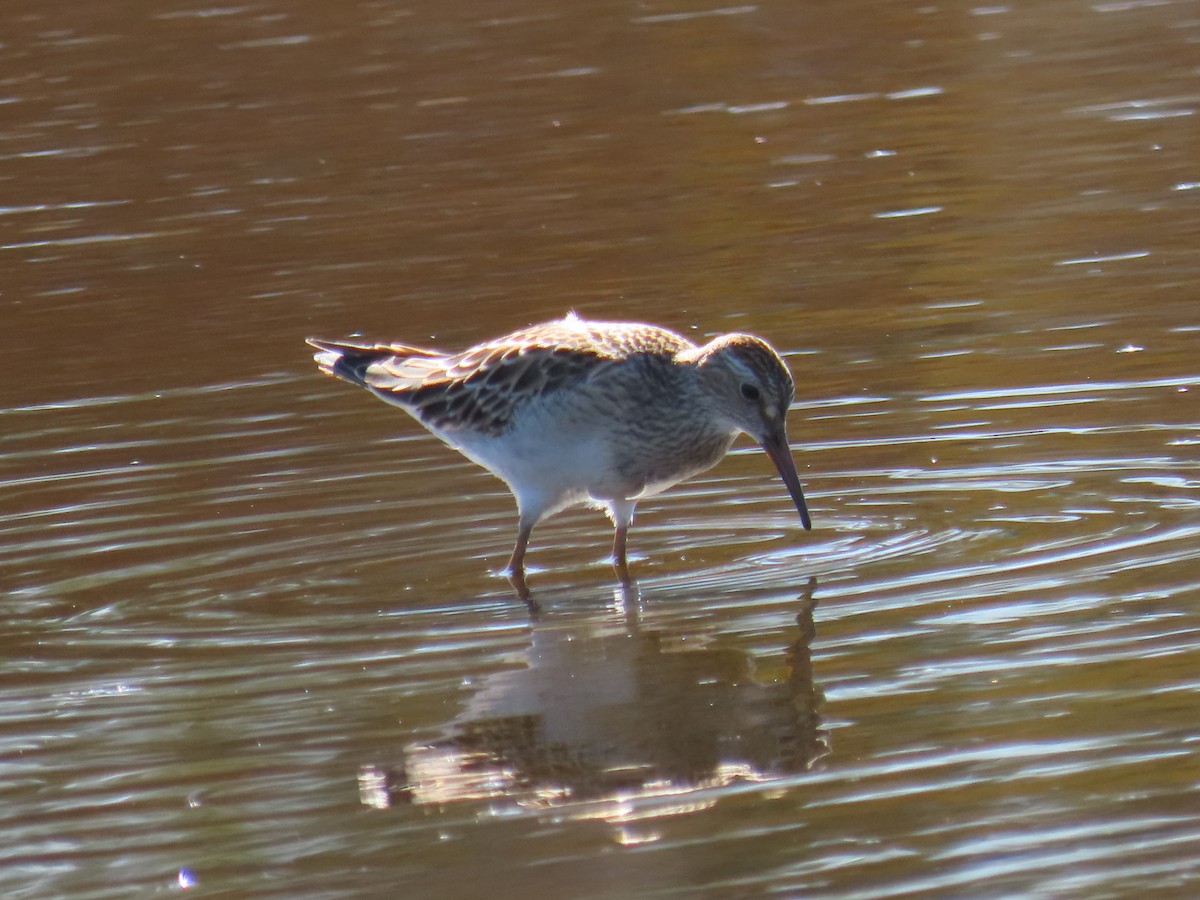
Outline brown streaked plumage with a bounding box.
[307,313,812,588]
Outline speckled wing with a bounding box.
[308,319,697,436]
[416,319,698,435]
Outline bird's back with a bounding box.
[307,315,697,436]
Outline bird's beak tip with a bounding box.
[760,431,812,531]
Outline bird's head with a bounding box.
[689,333,812,530]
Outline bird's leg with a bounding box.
[509,567,533,607]
[506,520,533,578]
[612,523,631,583]
[505,519,535,604]
[608,498,636,585]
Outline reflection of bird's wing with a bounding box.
[307,319,696,436]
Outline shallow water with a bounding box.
[3,1,1199,897]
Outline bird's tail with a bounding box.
[305,337,442,388]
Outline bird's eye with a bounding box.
[740,383,761,402]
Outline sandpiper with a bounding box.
[307,313,812,584]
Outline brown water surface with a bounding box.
[3,1,1199,897]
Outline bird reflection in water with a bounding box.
[358,580,827,816]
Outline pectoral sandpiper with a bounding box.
[307,313,812,586]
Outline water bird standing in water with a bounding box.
[307,314,812,585]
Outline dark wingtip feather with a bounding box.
[307,337,388,387]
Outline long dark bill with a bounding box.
[760,429,812,531]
